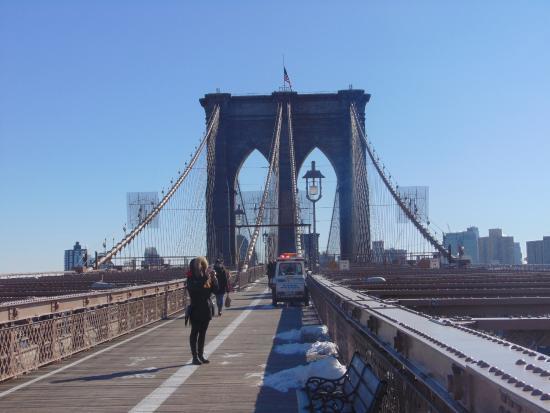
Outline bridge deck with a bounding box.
[0,279,313,412]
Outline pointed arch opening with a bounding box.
[297,148,339,264]
[234,149,270,266]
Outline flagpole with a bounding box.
[282,54,285,90]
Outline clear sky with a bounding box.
[1,1,549,273]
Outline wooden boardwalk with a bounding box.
[0,278,318,412]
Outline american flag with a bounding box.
[284,67,292,88]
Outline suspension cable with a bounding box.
[350,104,452,260]
[287,102,302,256]
[240,104,283,272]
[96,105,221,268]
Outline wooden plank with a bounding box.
[0,278,320,412]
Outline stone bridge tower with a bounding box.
[200,89,370,265]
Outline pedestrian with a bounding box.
[213,258,230,316]
[186,256,218,365]
[267,260,276,287]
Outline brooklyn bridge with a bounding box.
[1,90,549,413]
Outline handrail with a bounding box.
[0,281,186,383]
[0,279,185,324]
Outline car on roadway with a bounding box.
[364,276,386,284]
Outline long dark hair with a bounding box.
[190,256,208,278]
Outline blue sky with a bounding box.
[1,1,549,272]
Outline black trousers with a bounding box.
[189,319,210,357]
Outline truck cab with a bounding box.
[271,253,309,306]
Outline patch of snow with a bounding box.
[274,341,338,359]
[220,361,231,365]
[245,372,264,379]
[126,356,158,367]
[221,352,244,358]
[274,325,329,343]
[261,357,346,392]
[300,325,329,343]
[306,341,338,359]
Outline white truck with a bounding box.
[271,253,309,306]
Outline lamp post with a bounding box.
[234,204,245,268]
[262,231,269,263]
[302,161,324,267]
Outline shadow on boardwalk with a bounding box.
[50,364,188,383]
[253,303,320,413]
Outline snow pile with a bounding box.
[274,341,338,359]
[274,324,329,343]
[306,341,338,359]
[301,325,329,342]
[262,356,346,392]
[266,324,341,391]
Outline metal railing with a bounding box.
[236,265,264,291]
[0,280,185,382]
[307,275,465,413]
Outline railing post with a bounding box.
[163,287,169,319]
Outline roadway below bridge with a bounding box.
[0,279,316,413]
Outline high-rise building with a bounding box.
[64,241,87,271]
[141,247,164,268]
[372,240,385,264]
[526,240,544,264]
[443,227,479,264]
[478,228,516,265]
[526,236,550,264]
[544,236,550,264]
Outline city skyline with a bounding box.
[1,1,549,272]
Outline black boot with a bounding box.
[190,334,201,365]
[198,354,210,364]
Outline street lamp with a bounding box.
[302,161,324,267]
[235,204,245,268]
[262,231,269,263]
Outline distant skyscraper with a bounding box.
[443,227,479,264]
[526,240,544,264]
[64,241,87,271]
[544,236,550,264]
[141,247,163,268]
[372,240,385,264]
[526,236,550,264]
[478,228,516,265]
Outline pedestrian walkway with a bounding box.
[0,278,319,413]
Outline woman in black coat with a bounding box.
[187,256,218,365]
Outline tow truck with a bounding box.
[270,253,309,306]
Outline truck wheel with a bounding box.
[272,288,277,306]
